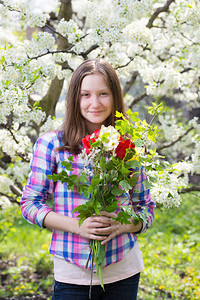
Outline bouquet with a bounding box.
[49,107,161,291]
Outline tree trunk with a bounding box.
[40,0,72,117]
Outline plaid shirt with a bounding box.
[21,130,155,269]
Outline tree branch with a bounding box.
[116,57,134,70]
[10,185,22,197]
[123,71,138,95]
[179,186,200,194]
[157,126,194,152]
[27,46,75,61]
[80,44,99,59]
[0,160,7,170]
[146,0,175,28]
[44,23,70,42]
[128,92,147,108]
[0,192,20,205]
[180,67,193,74]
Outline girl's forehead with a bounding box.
[81,73,109,88]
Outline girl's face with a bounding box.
[80,73,113,134]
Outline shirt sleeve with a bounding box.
[20,134,56,228]
[130,166,155,234]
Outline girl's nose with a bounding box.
[91,94,100,106]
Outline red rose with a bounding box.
[93,129,100,139]
[115,138,135,159]
[82,129,100,154]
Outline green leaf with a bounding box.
[119,165,130,175]
[116,211,131,224]
[68,174,79,187]
[115,111,123,118]
[61,161,73,171]
[119,180,132,191]
[93,201,102,215]
[99,156,107,170]
[78,184,89,195]
[90,177,103,187]
[47,173,60,182]
[126,160,141,169]
[82,189,91,198]
[101,132,110,143]
[111,187,124,196]
[68,156,74,162]
[115,120,128,135]
[134,139,144,147]
[148,175,157,183]
[105,201,119,213]
[126,109,132,116]
[129,176,138,187]
[91,140,101,148]
[80,172,88,184]
[130,112,139,122]
[143,180,152,189]
[0,56,5,64]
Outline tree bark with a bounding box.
[146,0,175,28]
[39,0,73,117]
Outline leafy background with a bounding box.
[0,193,199,299]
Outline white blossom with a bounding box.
[57,19,83,44]
[0,129,31,158]
[0,196,12,210]
[39,116,63,135]
[123,20,153,46]
[99,125,120,151]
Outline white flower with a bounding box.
[123,20,153,46]
[57,19,83,44]
[99,125,120,151]
[40,116,63,135]
[0,196,11,210]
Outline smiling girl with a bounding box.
[21,59,154,300]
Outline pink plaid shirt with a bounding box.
[21,130,155,269]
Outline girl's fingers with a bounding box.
[99,211,117,219]
[91,215,112,226]
[80,214,121,240]
[90,234,107,241]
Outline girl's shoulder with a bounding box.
[36,130,64,149]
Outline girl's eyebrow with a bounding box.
[81,88,110,92]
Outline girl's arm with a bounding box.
[20,133,56,227]
[43,210,112,242]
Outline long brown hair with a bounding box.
[60,58,126,154]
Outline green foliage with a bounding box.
[0,205,53,298]
[0,206,20,243]
[0,194,199,298]
[138,193,200,300]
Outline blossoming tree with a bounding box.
[0,0,199,209]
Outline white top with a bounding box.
[53,242,144,285]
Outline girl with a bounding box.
[21,58,155,300]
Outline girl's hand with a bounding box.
[97,211,143,245]
[78,213,113,241]
[78,211,142,244]
[98,211,124,244]
[78,211,123,243]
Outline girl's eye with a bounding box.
[100,92,108,96]
[81,93,90,97]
